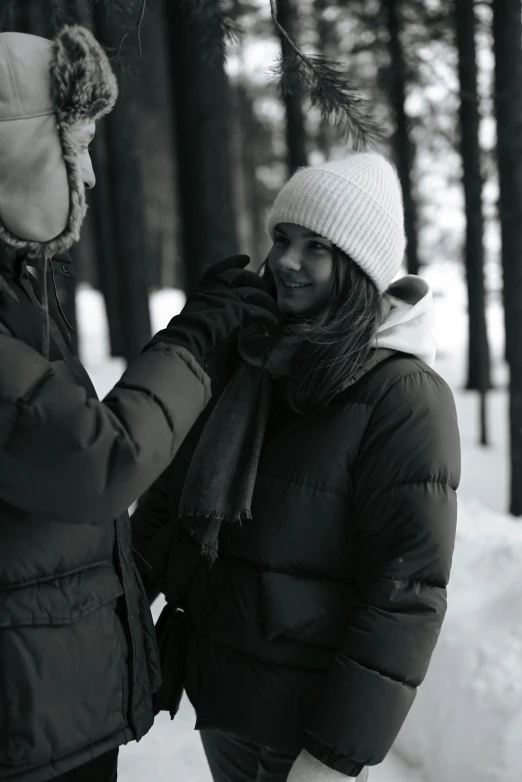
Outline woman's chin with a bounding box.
[278,299,296,312]
[279,302,308,317]
[277,292,308,315]
[278,297,321,318]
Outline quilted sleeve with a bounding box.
[0,333,210,525]
[303,369,461,776]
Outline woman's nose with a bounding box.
[277,246,302,272]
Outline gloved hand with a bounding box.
[146,255,280,369]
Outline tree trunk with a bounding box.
[454,0,491,439]
[92,7,152,363]
[239,87,268,268]
[134,5,180,290]
[87,127,125,357]
[492,0,522,515]
[71,0,129,357]
[231,83,268,268]
[164,0,238,295]
[276,0,308,176]
[4,1,49,35]
[313,0,337,160]
[382,0,420,276]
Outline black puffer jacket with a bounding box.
[133,341,461,777]
[0,251,210,782]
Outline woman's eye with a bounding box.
[274,235,289,246]
[309,241,328,251]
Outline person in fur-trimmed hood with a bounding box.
[0,25,278,782]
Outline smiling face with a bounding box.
[268,223,335,316]
[69,120,96,190]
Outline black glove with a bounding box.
[146,255,280,368]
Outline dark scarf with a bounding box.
[178,326,393,561]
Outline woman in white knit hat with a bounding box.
[132,152,461,782]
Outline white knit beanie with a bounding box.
[267,152,406,294]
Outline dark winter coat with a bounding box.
[132,346,461,777]
[0,250,210,782]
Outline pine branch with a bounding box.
[269,0,384,149]
[181,0,241,61]
[269,0,383,149]
[112,0,147,58]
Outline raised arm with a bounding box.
[0,256,278,527]
[0,335,209,525]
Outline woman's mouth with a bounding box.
[280,279,311,289]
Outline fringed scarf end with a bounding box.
[201,540,219,564]
[181,505,254,564]
[180,507,252,525]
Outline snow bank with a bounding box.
[394,501,522,782]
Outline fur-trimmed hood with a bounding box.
[0,26,117,260]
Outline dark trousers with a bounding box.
[201,730,298,782]
[201,730,370,782]
[55,748,118,782]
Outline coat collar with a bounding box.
[28,252,77,280]
[0,245,76,281]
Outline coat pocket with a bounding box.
[0,564,128,767]
[261,571,358,647]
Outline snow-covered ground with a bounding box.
[76,266,522,782]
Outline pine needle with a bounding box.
[269,0,385,149]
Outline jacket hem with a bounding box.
[303,733,366,777]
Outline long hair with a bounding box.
[262,247,384,414]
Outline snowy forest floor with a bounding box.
[77,262,513,782]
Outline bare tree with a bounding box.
[492,0,522,514]
[91,2,152,362]
[164,0,238,294]
[454,0,491,445]
[231,83,269,267]
[382,0,420,276]
[87,126,126,357]
[275,0,308,174]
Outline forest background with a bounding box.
[2,0,521,518]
